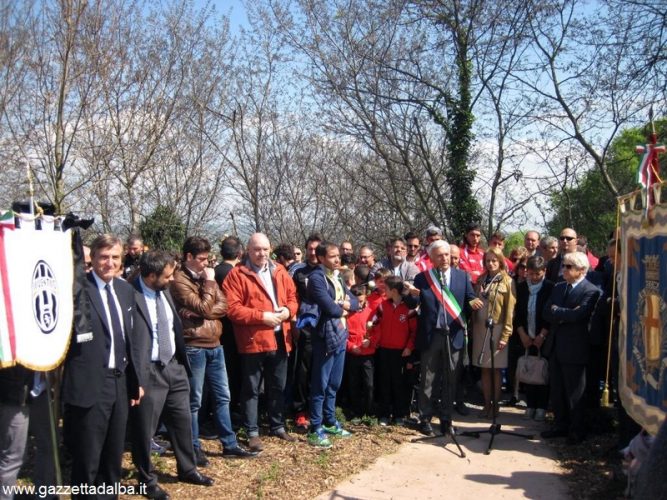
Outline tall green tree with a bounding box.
[547,119,667,253]
[139,206,186,252]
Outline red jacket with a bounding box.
[372,299,416,351]
[346,306,376,356]
[222,260,299,354]
[366,290,384,315]
[459,245,485,285]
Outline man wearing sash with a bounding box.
[407,240,482,436]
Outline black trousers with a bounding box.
[525,383,549,410]
[550,357,586,437]
[131,359,196,486]
[292,329,313,414]
[64,371,128,499]
[346,354,374,417]
[376,348,410,419]
[240,333,288,436]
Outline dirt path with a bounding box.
[317,406,570,500]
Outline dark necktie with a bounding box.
[564,283,572,302]
[104,283,126,370]
[155,290,173,365]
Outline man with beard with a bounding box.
[130,251,214,499]
[377,237,420,284]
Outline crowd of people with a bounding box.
[0,222,625,499]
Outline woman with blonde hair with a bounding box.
[472,247,516,418]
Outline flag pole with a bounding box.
[601,201,621,407]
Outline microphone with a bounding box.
[490,273,503,284]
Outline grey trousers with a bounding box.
[418,332,461,424]
[0,403,29,500]
[131,359,196,485]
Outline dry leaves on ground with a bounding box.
[120,423,418,499]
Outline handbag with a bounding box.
[516,348,549,385]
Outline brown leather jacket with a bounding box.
[170,267,227,348]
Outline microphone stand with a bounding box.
[460,273,533,454]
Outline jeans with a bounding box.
[186,345,237,449]
[310,337,346,429]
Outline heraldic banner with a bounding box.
[0,223,74,370]
[619,197,667,435]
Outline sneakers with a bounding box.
[308,428,333,448]
[523,408,536,420]
[322,421,351,437]
[534,409,546,421]
[295,412,310,430]
[150,438,167,456]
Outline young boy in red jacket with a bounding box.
[345,284,377,421]
[366,268,391,314]
[373,276,417,426]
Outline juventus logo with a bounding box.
[31,260,59,334]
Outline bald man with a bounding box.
[223,233,299,452]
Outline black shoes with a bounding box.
[566,432,586,445]
[194,447,209,467]
[144,484,169,500]
[439,420,453,436]
[455,402,470,416]
[270,429,296,442]
[223,445,259,458]
[178,471,214,487]
[419,421,434,436]
[540,428,568,439]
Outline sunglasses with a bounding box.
[559,236,575,241]
[563,264,577,269]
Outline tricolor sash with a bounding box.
[425,269,465,328]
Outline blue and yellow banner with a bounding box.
[619,191,667,435]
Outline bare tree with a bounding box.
[515,0,660,200]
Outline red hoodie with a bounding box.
[373,299,417,351]
[346,305,376,356]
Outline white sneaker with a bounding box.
[523,408,535,420]
[534,409,546,421]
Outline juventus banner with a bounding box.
[0,220,74,370]
[619,193,667,435]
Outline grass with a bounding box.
[255,462,281,499]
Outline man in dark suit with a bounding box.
[62,234,143,498]
[130,251,213,499]
[541,251,601,444]
[407,240,483,435]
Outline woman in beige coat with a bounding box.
[472,247,516,418]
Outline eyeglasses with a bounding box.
[559,236,575,241]
[563,264,577,269]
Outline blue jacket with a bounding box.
[407,268,476,351]
[306,267,358,354]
